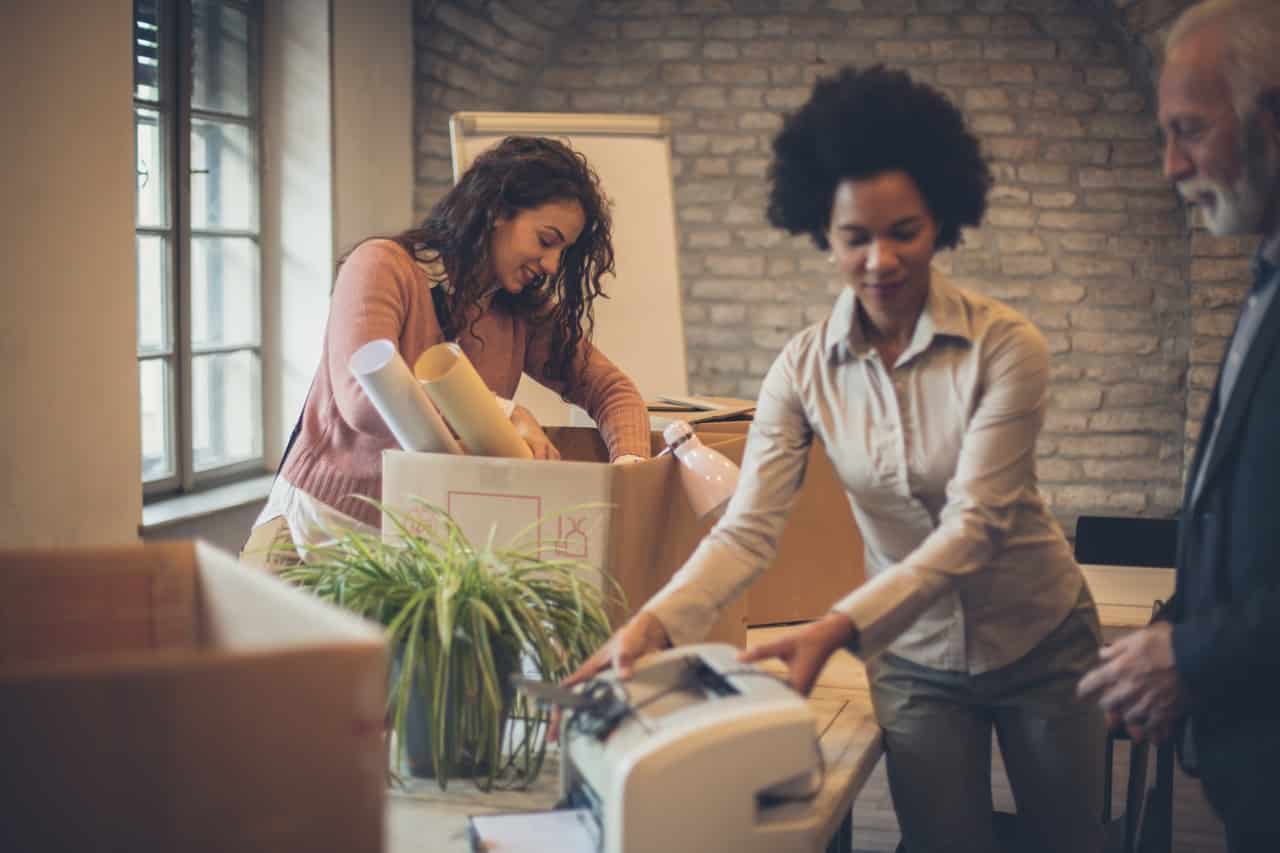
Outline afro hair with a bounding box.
[766,65,991,251]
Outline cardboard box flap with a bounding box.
[194,542,383,650]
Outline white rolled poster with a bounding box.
[348,339,462,455]
[413,342,534,460]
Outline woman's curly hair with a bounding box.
[767,65,991,251]
[392,136,615,384]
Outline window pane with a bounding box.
[192,350,262,472]
[190,119,256,230]
[136,107,166,227]
[192,1,251,117]
[134,0,161,101]
[191,236,259,349]
[140,358,175,482]
[137,235,170,355]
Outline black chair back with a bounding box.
[1073,515,1177,568]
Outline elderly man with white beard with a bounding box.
[1077,1,1280,850]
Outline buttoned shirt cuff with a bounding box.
[831,566,941,661]
[642,537,758,646]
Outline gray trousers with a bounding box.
[867,593,1106,853]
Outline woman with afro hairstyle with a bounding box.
[245,136,650,554]
[566,67,1105,853]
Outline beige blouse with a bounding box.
[645,270,1085,674]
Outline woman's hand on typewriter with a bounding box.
[550,611,672,742]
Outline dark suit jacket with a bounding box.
[1170,264,1280,781]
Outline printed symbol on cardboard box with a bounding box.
[556,515,590,558]
[446,491,543,554]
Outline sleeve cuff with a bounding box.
[643,591,715,647]
[642,538,749,646]
[495,395,516,418]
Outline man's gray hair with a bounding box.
[1168,0,1280,121]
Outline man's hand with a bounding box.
[549,611,672,742]
[1077,621,1187,743]
[738,611,857,696]
[510,404,560,460]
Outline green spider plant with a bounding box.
[281,499,618,790]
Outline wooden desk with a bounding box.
[386,684,883,853]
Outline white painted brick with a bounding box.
[1002,255,1055,276]
[1019,164,1071,184]
[1072,332,1160,356]
[983,61,1034,82]
[1059,257,1133,278]
[1033,190,1078,208]
[1069,307,1150,331]
[1044,282,1087,303]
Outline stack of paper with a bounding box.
[647,394,756,430]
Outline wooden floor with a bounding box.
[746,626,1226,853]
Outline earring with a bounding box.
[827,254,835,264]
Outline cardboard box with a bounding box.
[380,427,748,647]
[694,421,866,627]
[0,541,387,853]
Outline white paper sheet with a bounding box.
[348,339,462,454]
[468,808,598,853]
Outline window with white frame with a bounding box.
[134,0,264,496]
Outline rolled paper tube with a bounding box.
[348,339,462,455]
[413,343,534,460]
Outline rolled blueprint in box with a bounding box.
[413,342,533,459]
[348,339,462,455]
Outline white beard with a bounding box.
[1179,116,1280,237]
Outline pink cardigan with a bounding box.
[280,239,651,528]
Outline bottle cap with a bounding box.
[663,420,695,448]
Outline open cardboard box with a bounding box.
[0,540,387,853]
[381,427,748,647]
[693,420,866,627]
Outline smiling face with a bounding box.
[489,198,587,296]
[1159,25,1280,237]
[826,171,939,334]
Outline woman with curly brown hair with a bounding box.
[565,67,1105,853]
[247,136,650,551]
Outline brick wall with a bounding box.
[412,0,1260,532]
[412,0,590,213]
[1097,0,1258,467]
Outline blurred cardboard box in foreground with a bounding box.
[0,541,387,853]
